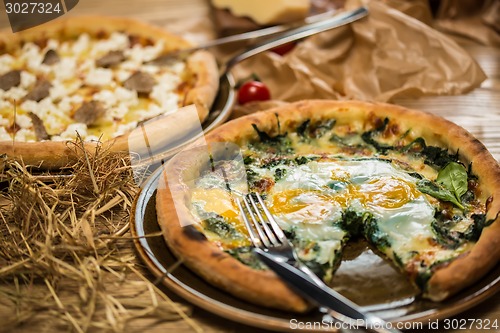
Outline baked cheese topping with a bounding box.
[189,116,489,293]
[0,32,190,142]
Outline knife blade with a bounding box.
[254,248,402,333]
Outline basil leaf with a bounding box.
[417,179,464,209]
[436,162,468,203]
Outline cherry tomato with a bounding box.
[270,42,296,56]
[237,81,271,105]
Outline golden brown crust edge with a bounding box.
[0,141,78,168]
[0,15,191,50]
[155,154,310,313]
[203,99,500,302]
[184,50,219,122]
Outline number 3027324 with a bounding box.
[5,2,62,14]
[442,319,499,330]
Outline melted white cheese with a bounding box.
[0,31,189,142]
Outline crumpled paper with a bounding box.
[382,0,433,25]
[232,0,486,102]
[434,0,500,47]
[162,0,487,103]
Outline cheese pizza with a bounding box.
[156,100,500,312]
[0,16,218,166]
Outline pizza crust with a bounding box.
[157,100,500,310]
[0,16,219,169]
[0,15,191,52]
[0,141,87,169]
[183,50,219,122]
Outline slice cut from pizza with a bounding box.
[156,100,500,312]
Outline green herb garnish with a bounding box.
[418,162,468,209]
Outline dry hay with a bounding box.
[0,139,198,332]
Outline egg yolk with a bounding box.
[360,177,420,209]
[191,189,252,248]
[191,188,239,221]
[270,189,339,222]
[269,176,421,222]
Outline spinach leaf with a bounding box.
[363,214,391,250]
[392,252,404,268]
[401,137,459,167]
[251,124,294,154]
[360,118,393,154]
[297,119,310,138]
[436,162,468,203]
[301,259,328,279]
[464,213,498,241]
[329,133,365,149]
[467,162,478,180]
[243,155,254,165]
[432,211,498,248]
[329,133,346,145]
[245,168,259,186]
[422,146,459,168]
[431,211,464,249]
[417,179,464,209]
[464,214,486,242]
[313,119,336,138]
[401,137,426,152]
[204,215,241,239]
[252,124,281,142]
[295,156,317,165]
[340,208,365,237]
[297,119,336,139]
[408,172,423,180]
[226,247,266,270]
[274,168,287,181]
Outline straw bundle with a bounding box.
[0,139,195,332]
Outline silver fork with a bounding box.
[237,192,402,333]
[236,192,325,286]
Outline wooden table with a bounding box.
[0,1,498,332]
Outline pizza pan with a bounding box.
[130,166,500,332]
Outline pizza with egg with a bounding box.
[156,100,500,312]
[0,16,218,168]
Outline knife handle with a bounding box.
[254,248,402,333]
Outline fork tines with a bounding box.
[237,193,287,248]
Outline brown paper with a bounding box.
[162,1,486,104]
[382,0,433,25]
[434,0,500,47]
[232,0,486,102]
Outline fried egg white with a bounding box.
[262,159,437,264]
[192,158,466,268]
